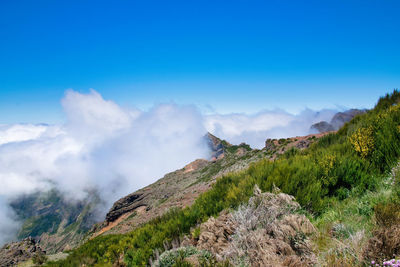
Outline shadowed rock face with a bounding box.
[310,109,366,133]
[0,237,45,267]
[206,133,225,160]
[105,193,147,222]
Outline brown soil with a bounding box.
[92,210,135,239]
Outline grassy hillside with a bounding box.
[46,90,400,266]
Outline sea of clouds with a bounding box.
[0,89,338,244]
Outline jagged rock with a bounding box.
[206,133,225,160]
[0,237,45,267]
[295,139,311,149]
[106,193,147,222]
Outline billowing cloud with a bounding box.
[0,89,339,245]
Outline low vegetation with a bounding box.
[46,90,400,266]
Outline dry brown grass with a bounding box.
[374,202,400,228]
[363,224,400,263]
[363,200,400,263]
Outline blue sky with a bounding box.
[0,0,399,123]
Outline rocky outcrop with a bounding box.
[295,139,311,149]
[105,192,148,222]
[311,109,366,133]
[310,121,335,133]
[206,133,225,161]
[0,237,45,266]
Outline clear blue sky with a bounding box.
[0,0,399,123]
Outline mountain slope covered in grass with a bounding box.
[43,90,400,266]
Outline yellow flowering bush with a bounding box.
[349,126,375,158]
[319,154,337,186]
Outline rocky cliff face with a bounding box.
[106,192,148,223]
[206,132,225,161]
[311,109,366,133]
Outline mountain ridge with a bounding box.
[310,108,366,133]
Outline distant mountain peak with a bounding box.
[310,109,366,133]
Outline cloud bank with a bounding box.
[0,89,339,245]
[205,109,337,148]
[0,90,209,244]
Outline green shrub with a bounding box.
[154,246,212,267]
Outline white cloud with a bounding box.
[61,89,135,141]
[0,124,48,145]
